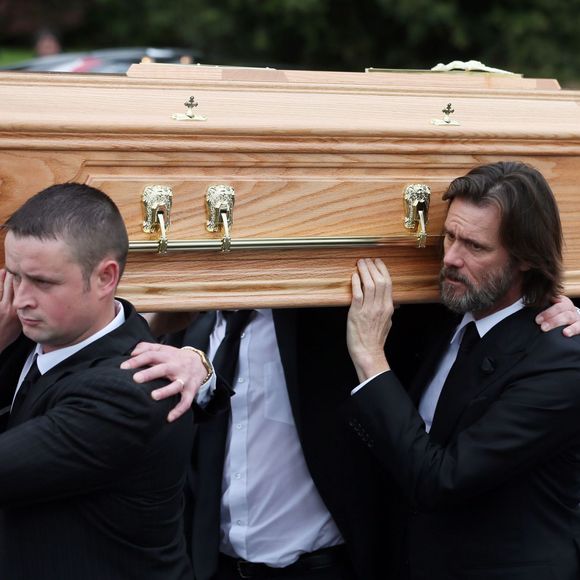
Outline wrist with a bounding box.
[352,350,389,382]
[181,346,214,384]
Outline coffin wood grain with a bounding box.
[1,67,579,310]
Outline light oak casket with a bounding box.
[0,64,579,311]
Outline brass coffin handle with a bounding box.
[142,185,173,254]
[206,184,236,252]
[403,184,431,248]
[129,235,431,252]
[133,183,434,253]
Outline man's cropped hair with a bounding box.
[3,183,129,284]
[443,161,562,307]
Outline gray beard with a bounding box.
[439,264,515,314]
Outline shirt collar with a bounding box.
[34,300,126,375]
[450,298,525,345]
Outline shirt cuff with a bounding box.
[195,372,217,407]
[351,369,390,396]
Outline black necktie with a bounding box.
[444,321,480,384]
[456,321,480,357]
[212,310,254,390]
[430,321,480,440]
[11,355,41,415]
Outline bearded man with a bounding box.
[345,161,580,580]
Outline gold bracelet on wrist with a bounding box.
[181,346,214,383]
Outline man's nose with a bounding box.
[12,281,34,310]
[443,240,464,269]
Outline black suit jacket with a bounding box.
[349,306,580,580]
[0,300,194,580]
[165,307,396,580]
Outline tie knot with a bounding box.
[459,321,480,354]
[223,310,254,338]
[22,354,41,384]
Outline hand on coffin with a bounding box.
[535,295,580,337]
[347,258,393,383]
[121,342,211,422]
[0,269,22,352]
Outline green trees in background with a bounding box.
[2,0,580,84]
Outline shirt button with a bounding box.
[236,520,243,526]
[238,377,245,383]
[235,423,243,430]
[240,332,246,339]
[234,473,241,479]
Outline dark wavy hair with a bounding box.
[3,183,128,287]
[442,161,562,307]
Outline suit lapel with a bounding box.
[429,307,537,445]
[273,308,299,432]
[187,311,229,579]
[8,300,150,427]
[6,371,56,428]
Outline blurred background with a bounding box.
[0,0,579,86]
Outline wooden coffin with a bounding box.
[0,64,580,310]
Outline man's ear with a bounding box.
[94,259,120,296]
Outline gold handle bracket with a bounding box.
[403,184,431,248]
[142,185,174,254]
[206,184,236,253]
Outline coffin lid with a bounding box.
[0,63,579,149]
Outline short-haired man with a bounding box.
[0,183,208,579]
[346,161,580,579]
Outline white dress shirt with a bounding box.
[418,299,524,432]
[209,309,343,567]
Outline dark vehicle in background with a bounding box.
[1,47,199,73]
